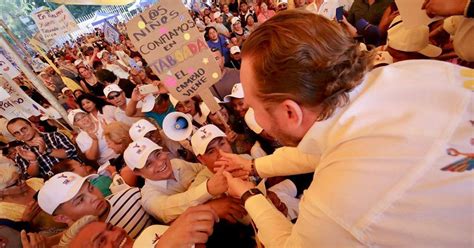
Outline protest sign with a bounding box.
[0,76,47,119]
[31,5,79,40]
[103,20,121,44]
[126,0,222,102]
[0,53,21,79]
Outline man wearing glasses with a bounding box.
[6,118,79,178]
[103,84,143,126]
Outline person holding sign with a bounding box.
[220,10,472,247]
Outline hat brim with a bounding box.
[141,94,157,112]
[418,44,442,58]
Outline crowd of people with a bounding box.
[0,0,472,247]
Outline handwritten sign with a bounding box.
[0,77,47,119]
[0,54,20,79]
[31,5,79,40]
[103,21,121,44]
[126,0,222,101]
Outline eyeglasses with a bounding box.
[107,92,121,100]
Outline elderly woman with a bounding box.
[68,109,118,166]
[0,157,65,237]
[103,121,143,187]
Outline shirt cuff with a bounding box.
[244,194,275,220]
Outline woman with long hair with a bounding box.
[76,94,116,124]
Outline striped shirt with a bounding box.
[15,132,79,178]
[105,187,153,239]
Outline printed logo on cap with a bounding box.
[58,173,76,185]
[133,143,147,155]
[199,128,212,139]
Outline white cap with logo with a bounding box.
[223,83,244,102]
[38,172,97,215]
[103,84,123,98]
[67,109,86,125]
[141,94,157,112]
[129,119,158,141]
[191,124,226,156]
[124,137,162,170]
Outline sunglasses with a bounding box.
[107,92,121,100]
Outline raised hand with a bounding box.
[156,205,218,248]
[207,166,228,196]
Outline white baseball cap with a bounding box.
[141,94,157,112]
[129,119,157,141]
[169,95,179,108]
[103,84,123,98]
[191,124,226,156]
[61,87,72,94]
[373,51,394,66]
[96,50,109,59]
[231,17,240,25]
[230,46,241,55]
[124,137,163,170]
[134,225,170,248]
[73,59,83,66]
[387,21,441,58]
[223,83,244,102]
[67,109,86,124]
[213,11,222,19]
[38,172,97,215]
[244,108,263,134]
[193,102,210,125]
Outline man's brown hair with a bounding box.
[242,10,374,121]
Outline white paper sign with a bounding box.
[0,77,47,119]
[395,0,442,28]
[31,5,79,40]
[0,54,21,79]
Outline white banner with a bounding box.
[31,5,79,40]
[0,54,21,79]
[103,21,120,44]
[0,76,47,119]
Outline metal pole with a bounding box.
[0,33,72,127]
[0,20,32,61]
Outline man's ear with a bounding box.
[280,99,304,127]
[53,214,74,226]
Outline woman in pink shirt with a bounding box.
[257,2,276,23]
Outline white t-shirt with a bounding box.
[75,121,118,165]
[114,99,142,126]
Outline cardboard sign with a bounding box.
[31,5,79,40]
[0,53,21,79]
[103,20,121,44]
[0,77,47,119]
[395,0,441,28]
[126,0,222,101]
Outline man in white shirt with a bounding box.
[123,137,229,224]
[221,10,473,247]
[103,84,142,126]
[305,0,342,20]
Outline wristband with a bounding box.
[241,188,263,205]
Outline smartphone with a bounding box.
[139,84,159,95]
[336,6,344,22]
